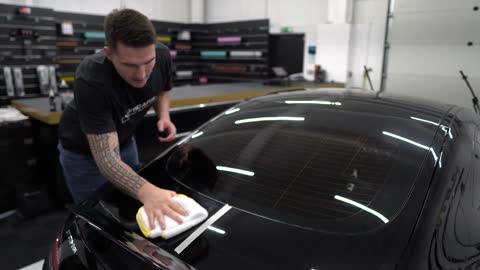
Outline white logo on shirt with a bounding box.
[121,97,156,124]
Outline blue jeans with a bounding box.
[58,137,142,204]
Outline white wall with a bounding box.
[346,0,388,90]
[30,0,121,15]
[327,0,353,23]
[205,0,268,23]
[0,0,30,5]
[190,0,205,23]
[386,0,480,109]
[316,24,351,83]
[0,0,191,22]
[205,0,329,24]
[267,0,329,27]
[123,0,190,22]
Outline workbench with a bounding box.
[12,82,342,125]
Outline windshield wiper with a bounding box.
[460,70,480,114]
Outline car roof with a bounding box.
[167,88,455,233]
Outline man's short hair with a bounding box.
[104,8,156,50]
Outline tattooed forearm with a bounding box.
[86,132,145,198]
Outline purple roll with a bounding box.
[217,36,241,44]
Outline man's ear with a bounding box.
[104,46,113,61]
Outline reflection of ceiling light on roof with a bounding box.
[216,166,255,176]
[225,108,240,115]
[88,221,102,231]
[199,104,205,108]
[285,100,341,106]
[439,151,443,168]
[383,131,439,166]
[410,116,438,126]
[207,226,226,234]
[382,131,430,150]
[430,148,438,162]
[191,131,203,139]
[441,126,453,139]
[235,117,304,124]
[334,195,389,223]
[410,116,453,139]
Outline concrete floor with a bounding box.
[0,210,67,270]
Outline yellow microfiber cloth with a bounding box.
[136,194,208,239]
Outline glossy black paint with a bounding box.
[44,89,480,270]
[166,89,447,233]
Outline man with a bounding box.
[58,8,186,230]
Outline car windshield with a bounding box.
[166,93,439,232]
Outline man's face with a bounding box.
[104,42,156,88]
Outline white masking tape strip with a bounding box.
[174,204,232,254]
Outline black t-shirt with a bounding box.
[59,44,172,156]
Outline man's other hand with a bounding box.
[157,118,177,142]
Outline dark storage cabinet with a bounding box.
[0,119,34,213]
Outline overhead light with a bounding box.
[225,108,240,115]
[285,100,342,106]
[207,226,226,234]
[191,131,203,139]
[334,195,389,223]
[88,221,102,231]
[199,104,205,108]
[216,166,255,176]
[235,116,304,124]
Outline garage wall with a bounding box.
[386,0,480,109]
[30,0,121,15]
[122,0,190,22]
[190,0,205,23]
[346,0,388,90]
[0,0,191,22]
[0,0,29,5]
[205,0,268,22]
[205,0,330,25]
[316,24,352,83]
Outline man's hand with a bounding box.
[138,182,188,230]
[157,118,176,142]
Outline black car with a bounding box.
[44,88,480,270]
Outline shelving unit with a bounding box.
[54,11,105,86]
[0,5,58,102]
[193,19,270,84]
[0,3,271,101]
